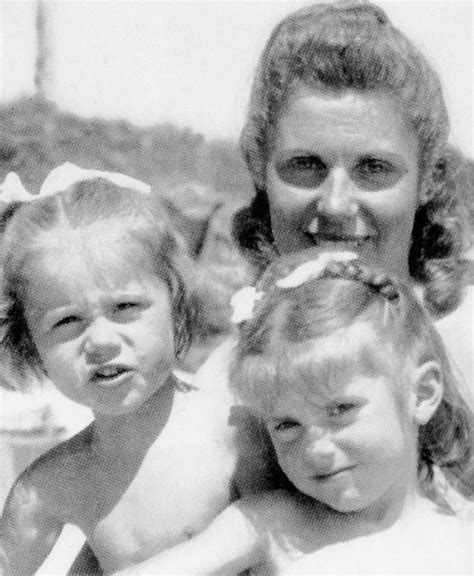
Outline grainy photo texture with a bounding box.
[0,1,472,574]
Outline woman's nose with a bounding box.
[317,167,358,221]
[83,318,121,363]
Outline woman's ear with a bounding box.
[411,361,443,425]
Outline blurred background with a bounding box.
[0,0,473,528]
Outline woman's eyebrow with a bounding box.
[109,290,148,301]
[359,150,409,162]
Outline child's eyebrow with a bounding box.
[25,304,76,333]
[41,304,79,322]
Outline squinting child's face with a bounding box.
[24,248,175,416]
[264,333,418,515]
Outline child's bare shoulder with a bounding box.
[33,423,95,470]
[1,424,96,544]
[5,425,96,515]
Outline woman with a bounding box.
[198,0,473,396]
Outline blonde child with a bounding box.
[0,166,266,575]
[115,252,473,575]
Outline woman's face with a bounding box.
[266,86,420,280]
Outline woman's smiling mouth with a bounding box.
[305,232,374,250]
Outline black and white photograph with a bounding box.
[0,1,472,574]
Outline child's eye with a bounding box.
[113,300,146,322]
[53,315,81,329]
[274,420,298,431]
[271,420,301,441]
[327,403,356,418]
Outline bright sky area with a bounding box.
[1,0,472,156]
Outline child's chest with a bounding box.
[64,416,237,571]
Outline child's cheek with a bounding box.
[273,441,298,471]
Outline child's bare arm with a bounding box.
[0,472,64,576]
[111,502,264,576]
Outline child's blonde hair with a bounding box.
[0,179,195,380]
[230,254,473,494]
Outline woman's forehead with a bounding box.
[273,85,418,157]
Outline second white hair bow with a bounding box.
[230,251,358,324]
[276,251,357,288]
[0,162,151,203]
[230,286,265,324]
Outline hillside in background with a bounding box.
[0,97,253,198]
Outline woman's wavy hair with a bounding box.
[234,0,470,315]
[0,180,195,381]
[230,254,473,497]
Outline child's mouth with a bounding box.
[90,365,132,387]
[314,466,355,481]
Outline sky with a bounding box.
[1,0,473,155]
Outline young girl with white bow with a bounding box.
[0,165,263,575]
[114,252,473,575]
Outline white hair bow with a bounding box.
[230,286,265,324]
[230,251,358,324]
[0,162,151,203]
[276,251,357,288]
[0,172,32,203]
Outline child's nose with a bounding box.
[303,427,336,463]
[83,317,121,362]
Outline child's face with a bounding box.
[24,248,175,416]
[264,334,418,515]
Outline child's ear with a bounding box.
[411,361,443,425]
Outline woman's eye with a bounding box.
[327,403,356,418]
[276,155,328,188]
[116,301,139,311]
[354,158,400,189]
